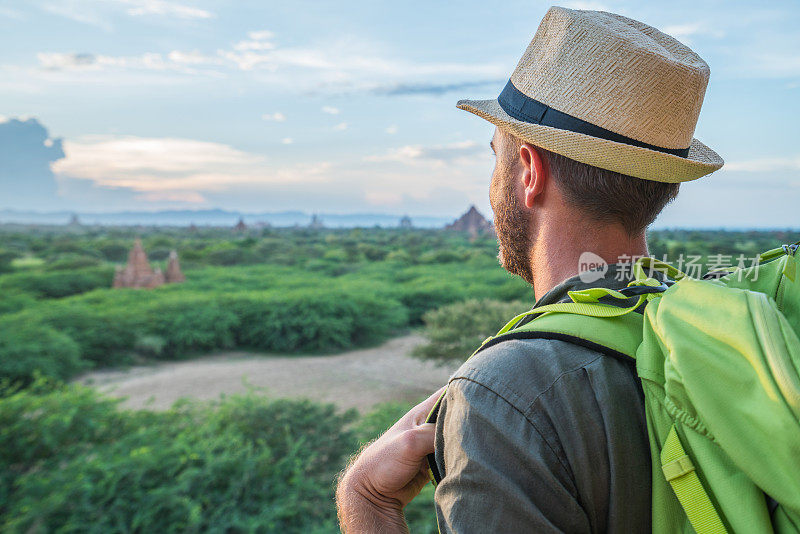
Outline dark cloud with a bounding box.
[0,118,65,209]
[371,79,502,96]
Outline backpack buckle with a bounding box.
[662,454,696,482]
[783,243,799,256]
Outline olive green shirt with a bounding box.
[433,265,651,532]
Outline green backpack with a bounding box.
[426,243,800,533]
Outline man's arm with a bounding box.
[336,387,444,533]
[434,378,591,533]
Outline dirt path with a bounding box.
[77,334,457,412]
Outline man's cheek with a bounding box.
[489,170,501,212]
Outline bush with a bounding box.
[0,378,130,508]
[22,302,138,366]
[47,254,102,271]
[0,249,18,273]
[0,318,86,383]
[0,386,358,533]
[0,267,113,299]
[143,298,239,357]
[0,291,35,315]
[414,299,529,363]
[227,290,408,353]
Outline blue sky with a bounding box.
[1,0,798,226]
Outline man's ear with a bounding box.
[519,143,546,208]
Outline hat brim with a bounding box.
[458,98,723,183]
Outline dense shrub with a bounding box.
[46,253,103,271]
[414,299,530,363]
[22,302,139,366]
[0,385,357,533]
[143,298,239,357]
[227,290,408,353]
[0,291,35,315]
[0,378,131,508]
[98,242,130,262]
[0,318,85,383]
[0,267,113,299]
[0,249,17,273]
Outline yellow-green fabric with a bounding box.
[493,248,800,533]
[639,255,800,533]
[428,246,800,532]
[660,425,727,533]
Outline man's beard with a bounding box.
[493,178,535,286]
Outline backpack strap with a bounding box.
[425,300,649,485]
[510,310,644,361]
[661,425,729,534]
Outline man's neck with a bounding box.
[529,216,649,300]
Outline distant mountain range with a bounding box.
[0,208,457,228]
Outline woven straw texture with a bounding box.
[460,6,723,183]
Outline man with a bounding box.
[337,6,723,532]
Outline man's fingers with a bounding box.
[411,386,447,423]
[399,423,436,458]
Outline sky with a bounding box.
[0,0,799,227]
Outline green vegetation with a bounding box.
[0,225,527,384]
[0,377,442,534]
[413,299,530,363]
[0,224,797,532]
[0,378,357,533]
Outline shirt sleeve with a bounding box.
[433,377,592,533]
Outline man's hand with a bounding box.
[336,387,445,533]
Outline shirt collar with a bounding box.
[532,263,636,309]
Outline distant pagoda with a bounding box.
[309,214,324,229]
[234,217,247,231]
[165,250,186,283]
[113,238,185,289]
[445,205,494,238]
[399,215,413,229]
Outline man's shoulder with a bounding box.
[448,336,637,416]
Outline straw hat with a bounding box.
[458,6,723,183]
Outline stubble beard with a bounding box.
[493,177,535,286]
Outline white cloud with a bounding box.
[661,23,725,44]
[281,137,293,144]
[365,141,487,167]
[42,132,493,214]
[38,52,116,71]
[233,40,276,52]
[117,0,213,19]
[53,135,328,204]
[322,106,340,115]
[30,29,506,92]
[39,0,213,31]
[248,30,274,41]
[262,112,286,122]
[724,156,800,172]
[385,125,398,134]
[41,2,114,30]
[333,121,348,131]
[36,51,221,75]
[234,29,275,51]
[167,50,221,66]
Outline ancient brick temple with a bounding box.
[113,238,185,289]
[445,205,495,238]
